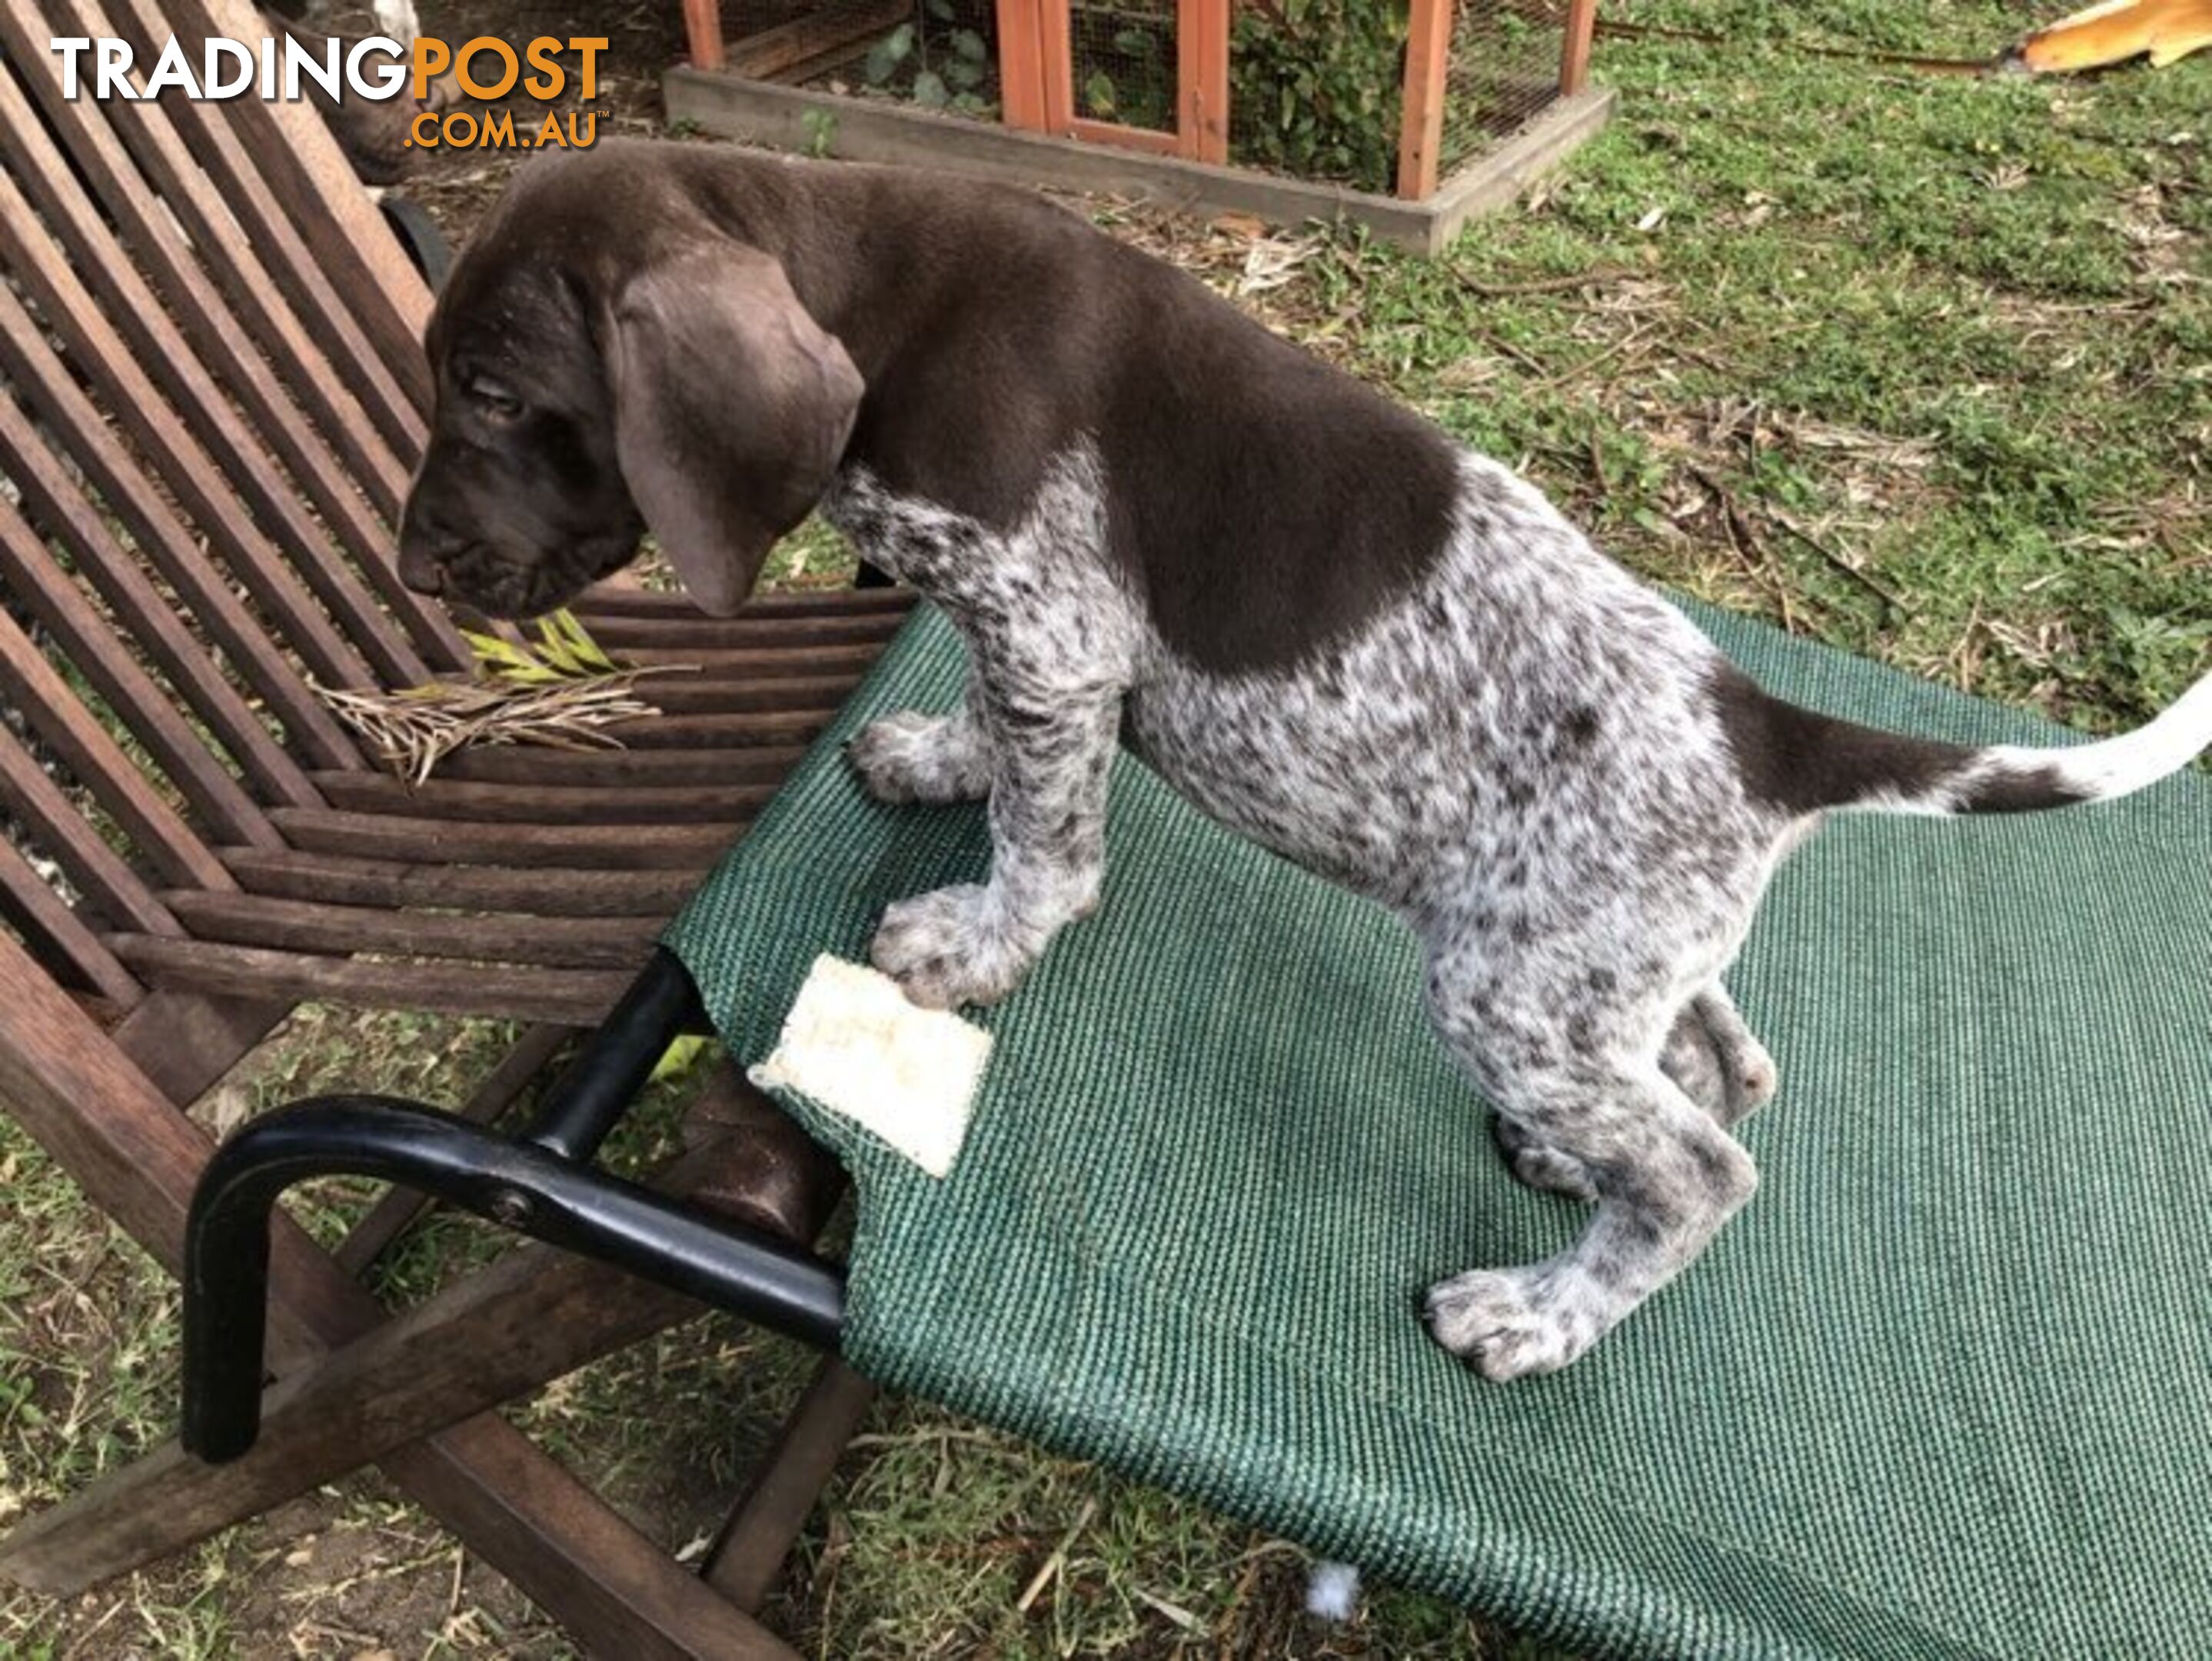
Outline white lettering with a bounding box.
[281,34,341,99]
[347,35,408,99]
[95,38,135,101]
[201,38,254,99]
[48,38,92,100]
[140,34,198,97]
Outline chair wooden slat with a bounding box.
[594,712,841,751]
[0,126,427,691]
[0,726,179,938]
[576,609,914,651]
[432,744,813,787]
[618,642,891,677]
[2,6,467,672]
[0,604,238,893]
[0,281,364,771]
[218,847,703,917]
[145,0,434,419]
[627,677,857,717]
[105,934,637,1024]
[306,772,781,825]
[8,0,411,520]
[160,890,662,971]
[0,501,301,834]
[574,586,915,620]
[268,807,741,870]
[0,840,145,1009]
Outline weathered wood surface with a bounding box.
[0,28,919,1642]
[105,936,643,1024]
[219,849,705,917]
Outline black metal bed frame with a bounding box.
[181,947,847,1463]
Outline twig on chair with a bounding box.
[313,607,695,783]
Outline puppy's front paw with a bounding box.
[846,711,990,806]
[1424,1268,1598,1381]
[870,884,1036,1010]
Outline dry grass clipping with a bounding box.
[314,610,690,784]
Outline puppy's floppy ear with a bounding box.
[604,244,863,617]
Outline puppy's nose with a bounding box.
[397,536,446,597]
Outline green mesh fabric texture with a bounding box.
[664,603,2212,1659]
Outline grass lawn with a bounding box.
[2,1,2204,1654]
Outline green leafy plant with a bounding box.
[867,5,993,110]
[1230,0,1409,192]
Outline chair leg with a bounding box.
[387,1417,806,1661]
[703,1355,876,1614]
[0,937,850,1656]
[3,1130,834,1587]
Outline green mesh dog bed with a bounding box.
[665,602,2212,1660]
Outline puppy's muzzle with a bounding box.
[397,536,450,597]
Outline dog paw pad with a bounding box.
[1424,1269,1596,1381]
[869,885,1035,1010]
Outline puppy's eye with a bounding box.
[465,376,524,420]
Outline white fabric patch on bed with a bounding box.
[748,954,991,1177]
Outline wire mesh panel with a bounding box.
[754,0,1006,122]
[1439,0,1567,175]
[1228,0,1571,197]
[1229,0,1407,193]
[1066,0,1179,133]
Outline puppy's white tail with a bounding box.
[1711,663,2212,819]
[1969,670,2212,809]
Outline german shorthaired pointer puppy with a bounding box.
[400,141,2212,1381]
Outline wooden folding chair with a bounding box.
[0,0,899,1650]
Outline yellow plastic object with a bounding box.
[2011,0,2212,72]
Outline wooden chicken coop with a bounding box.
[667,0,1608,251]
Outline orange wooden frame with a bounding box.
[1176,0,1229,164]
[1394,0,1453,200]
[995,0,1050,127]
[1561,0,1598,95]
[1003,0,1228,164]
[681,0,726,71]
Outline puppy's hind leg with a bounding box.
[1490,1111,1598,1203]
[1432,1062,1757,1380]
[1423,949,1757,1379]
[848,667,994,806]
[1687,984,1778,1126]
[1656,984,1776,1126]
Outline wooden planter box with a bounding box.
[667,0,1610,253]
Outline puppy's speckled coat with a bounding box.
[401,142,2212,1381]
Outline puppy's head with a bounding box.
[399,158,863,619]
